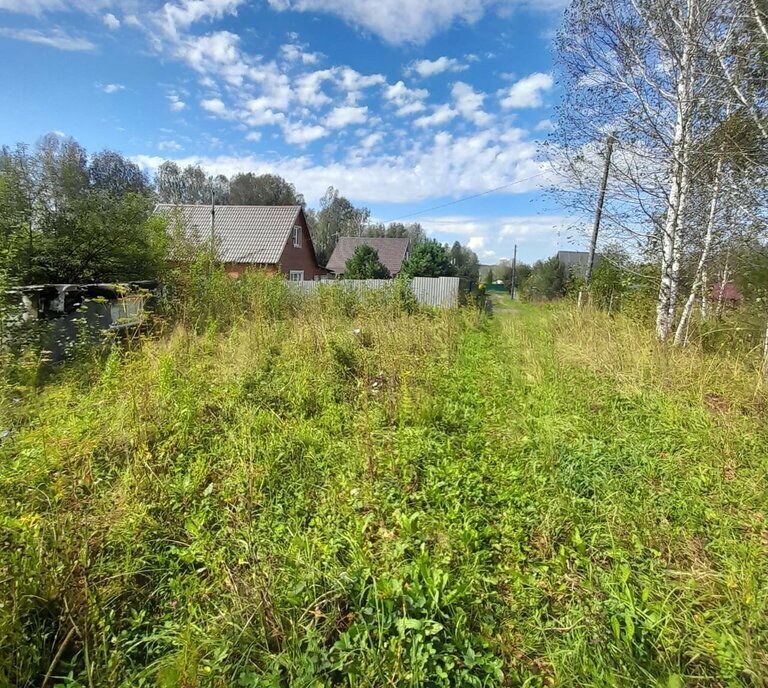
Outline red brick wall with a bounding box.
[276,210,327,280]
[224,263,278,278]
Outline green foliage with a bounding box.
[344,244,391,279]
[449,242,480,282]
[484,268,494,285]
[0,134,165,284]
[521,255,567,300]
[401,240,457,278]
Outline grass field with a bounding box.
[2,292,767,687]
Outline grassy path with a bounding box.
[2,302,767,686]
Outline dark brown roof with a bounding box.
[326,237,410,275]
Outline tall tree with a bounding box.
[549,0,735,340]
[312,186,370,265]
[228,173,304,206]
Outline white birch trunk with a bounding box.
[656,18,694,341]
[762,317,768,377]
[674,154,723,345]
[700,265,708,320]
[716,253,730,320]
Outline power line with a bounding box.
[380,171,549,224]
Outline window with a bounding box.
[289,270,304,282]
[292,225,302,248]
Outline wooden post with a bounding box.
[579,133,615,307]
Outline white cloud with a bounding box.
[295,69,334,106]
[133,126,550,205]
[103,12,120,30]
[451,81,491,125]
[168,93,186,111]
[326,105,368,128]
[158,140,183,151]
[384,80,428,116]
[282,122,328,145]
[153,0,245,39]
[201,97,228,115]
[245,132,262,142]
[535,118,554,132]
[0,27,96,51]
[414,104,457,128]
[481,250,496,259]
[265,0,512,44]
[360,132,383,149]
[500,72,553,108]
[467,236,485,249]
[280,42,321,65]
[98,83,125,94]
[409,56,467,77]
[124,14,142,28]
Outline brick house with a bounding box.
[156,204,327,280]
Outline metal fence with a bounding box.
[288,276,462,309]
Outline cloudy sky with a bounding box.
[0,0,582,263]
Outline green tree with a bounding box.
[401,240,456,278]
[344,244,391,279]
[522,256,567,300]
[449,241,480,281]
[228,173,304,206]
[485,268,495,284]
[312,186,370,266]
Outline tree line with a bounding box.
[0,135,479,285]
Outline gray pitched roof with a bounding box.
[326,237,410,275]
[156,204,302,264]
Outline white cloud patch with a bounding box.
[408,56,466,78]
[414,104,457,128]
[133,126,550,205]
[500,72,553,108]
[103,12,120,29]
[467,236,485,249]
[282,122,328,145]
[280,42,321,65]
[168,93,186,111]
[326,105,368,129]
[98,82,125,94]
[451,81,491,125]
[158,140,183,151]
[245,132,262,142]
[201,97,228,115]
[265,0,523,44]
[0,26,96,51]
[384,80,428,116]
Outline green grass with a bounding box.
[2,294,767,687]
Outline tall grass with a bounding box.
[1,285,767,686]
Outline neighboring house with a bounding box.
[557,250,602,276]
[155,204,326,281]
[326,237,411,277]
[711,282,743,307]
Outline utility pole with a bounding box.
[209,184,216,274]
[510,244,517,300]
[579,133,615,307]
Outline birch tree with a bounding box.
[549,0,738,340]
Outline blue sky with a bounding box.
[0,0,582,264]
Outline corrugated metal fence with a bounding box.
[289,276,461,309]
